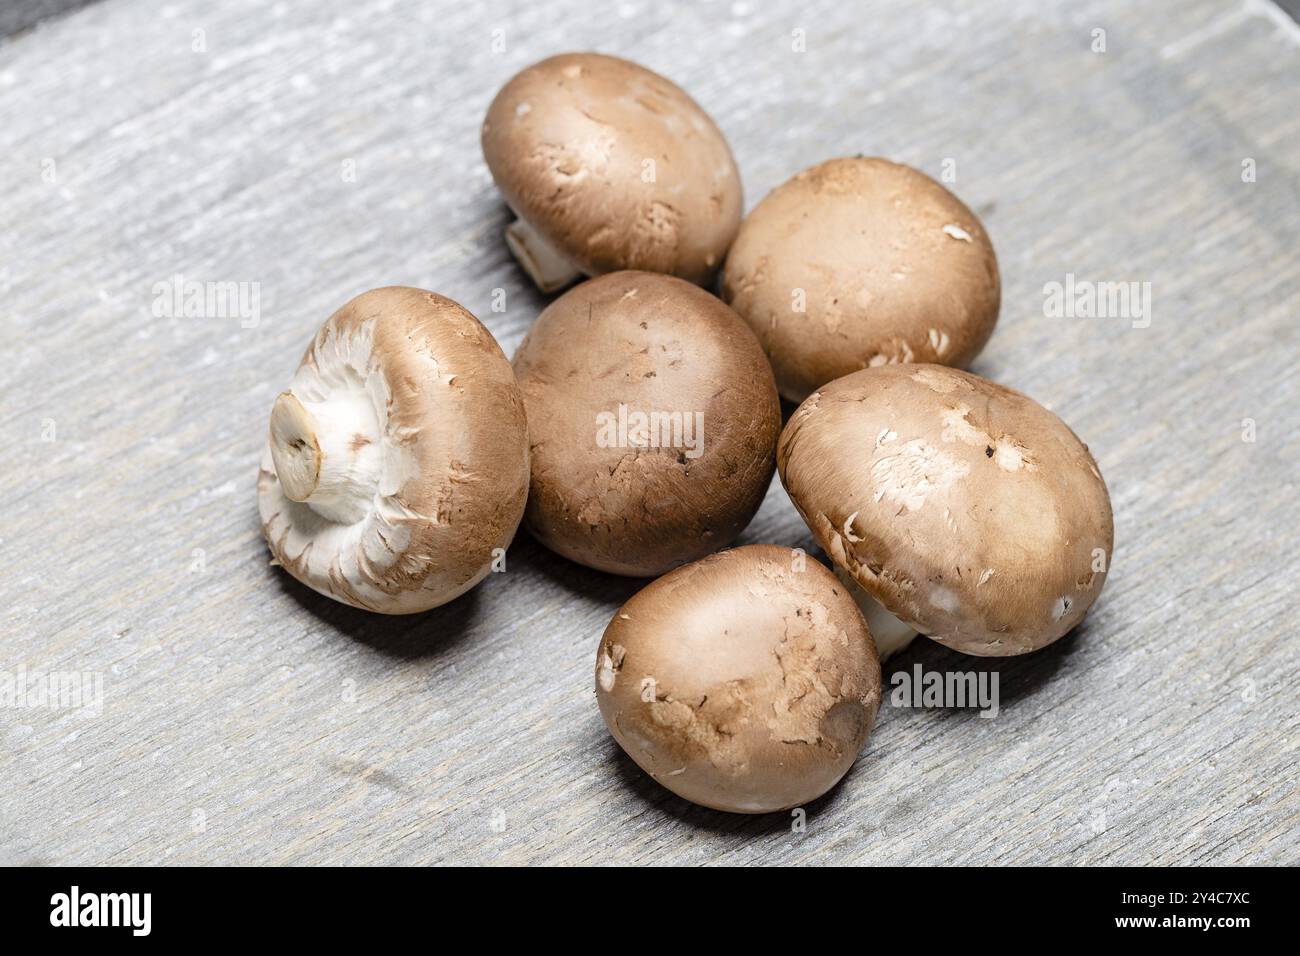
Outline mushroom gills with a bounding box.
[505,217,583,293]
[833,565,918,661]
[268,384,382,526]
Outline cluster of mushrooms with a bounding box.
[258,53,1114,814]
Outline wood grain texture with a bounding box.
[1,0,1296,866]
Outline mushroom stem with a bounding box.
[268,389,381,525]
[505,217,583,293]
[834,566,919,661]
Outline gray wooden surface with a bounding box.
[1,0,1297,866]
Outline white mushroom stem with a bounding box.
[268,390,382,525]
[834,566,919,662]
[505,217,583,293]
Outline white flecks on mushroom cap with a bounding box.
[777,363,1114,657]
[482,52,743,288]
[595,544,882,813]
[722,157,1000,403]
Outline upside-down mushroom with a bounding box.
[258,287,530,613]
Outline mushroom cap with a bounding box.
[258,287,530,614]
[596,544,882,813]
[777,365,1113,656]
[722,157,1000,402]
[482,52,742,284]
[513,271,780,577]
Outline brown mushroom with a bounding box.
[512,271,780,576]
[778,364,1113,656]
[596,544,882,813]
[723,157,1000,402]
[482,52,742,292]
[258,287,530,613]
